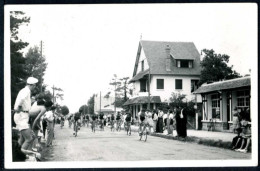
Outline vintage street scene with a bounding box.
[5,3,257,168]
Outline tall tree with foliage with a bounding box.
[79,105,89,114]
[10,11,30,107]
[87,94,95,114]
[61,105,69,116]
[107,75,132,108]
[24,46,48,94]
[199,49,241,85]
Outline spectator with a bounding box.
[167,110,174,135]
[232,107,241,133]
[163,110,168,131]
[13,77,41,159]
[235,119,251,153]
[29,99,53,151]
[12,129,26,162]
[176,107,187,138]
[44,106,56,147]
[231,128,242,150]
[156,108,164,133]
[152,110,158,133]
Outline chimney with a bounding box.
[165,45,171,71]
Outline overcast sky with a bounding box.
[6,3,257,113]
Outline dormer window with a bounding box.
[176,60,193,68]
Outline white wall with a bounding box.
[150,75,200,102]
[136,48,149,73]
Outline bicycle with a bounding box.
[100,119,104,131]
[60,120,64,128]
[110,121,115,132]
[91,120,96,133]
[73,121,80,137]
[126,121,131,136]
[139,123,149,142]
[116,120,121,131]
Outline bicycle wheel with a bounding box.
[144,130,148,142]
[75,125,78,137]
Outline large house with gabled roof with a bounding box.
[124,40,202,119]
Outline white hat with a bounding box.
[27,77,38,85]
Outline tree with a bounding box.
[10,11,30,107]
[199,49,241,85]
[87,94,95,114]
[61,105,69,116]
[24,46,48,94]
[79,105,88,114]
[169,92,187,108]
[107,75,132,108]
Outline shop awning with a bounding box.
[194,76,250,94]
[129,69,149,83]
[123,96,161,106]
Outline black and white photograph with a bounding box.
[4,3,258,168]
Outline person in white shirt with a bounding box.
[13,77,41,158]
[43,106,56,147]
[152,110,158,133]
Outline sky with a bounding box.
[6,3,257,113]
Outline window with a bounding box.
[211,94,220,119]
[157,79,164,89]
[175,79,182,90]
[191,80,199,92]
[237,90,250,109]
[140,79,146,92]
[176,60,193,68]
[141,60,144,71]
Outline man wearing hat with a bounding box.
[13,77,41,159]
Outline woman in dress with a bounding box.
[156,108,164,133]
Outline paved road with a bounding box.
[43,121,251,161]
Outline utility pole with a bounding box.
[114,77,116,115]
[100,91,101,115]
[52,85,55,103]
[40,41,43,93]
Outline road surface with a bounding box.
[42,121,251,161]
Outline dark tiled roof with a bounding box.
[194,77,251,94]
[123,96,161,106]
[140,40,201,76]
[129,69,149,83]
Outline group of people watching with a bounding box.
[231,107,251,153]
[12,77,57,162]
[137,107,187,138]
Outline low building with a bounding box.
[94,93,123,116]
[193,76,251,132]
[124,40,202,119]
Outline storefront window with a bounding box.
[211,94,220,119]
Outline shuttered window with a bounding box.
[157,79,164,89]
[175,79,182,89]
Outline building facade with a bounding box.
[194,76,251,132]
[124,40,202,119]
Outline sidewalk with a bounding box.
[128,125,237,150]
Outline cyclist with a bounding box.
[116,112,122,131]
[125,112,132,135]
[91,114,97,132]
[68,114,73,128]
[110,114,115,131]
[73,112,81,136]
[86,114,90,127]
[99,112,104,131]
[138,109,150,136]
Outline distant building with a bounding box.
[124,40,202,118]
[194,76,251,132]
[94,93,123,116]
